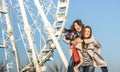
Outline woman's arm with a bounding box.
[63,36,71,45]
[74,34,95,45]
[94,40,102,55]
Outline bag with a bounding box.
[72,46,80,63]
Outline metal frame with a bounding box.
[0,0,69,72]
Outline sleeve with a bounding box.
[94,40,102,55]
[84,34,95,44]
[63,36,71,45]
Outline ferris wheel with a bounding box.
[0,0,69,72]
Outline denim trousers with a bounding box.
[101,67,108,72]
[67,55,74,72]
[80,65,95,72]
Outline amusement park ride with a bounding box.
[0,0,69,72]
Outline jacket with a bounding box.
[85,40,107,67]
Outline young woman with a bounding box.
[63,19,94,72]
[80,26,108,72]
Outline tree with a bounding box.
[46,62,66,72]
[0,60,7,72]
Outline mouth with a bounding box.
[77,28,80,30]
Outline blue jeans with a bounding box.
[80,65,95,72]
[67,55,74,72]
[101,67,108,72]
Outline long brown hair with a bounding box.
[70,19,84,32]
[81,26,92,39]
[81,26,92,48]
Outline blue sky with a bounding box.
[63,0,120,72]
[0,0,120,72]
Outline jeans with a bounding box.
[101,67,108,72]
[67,55,74,72]
[80,65,95,72]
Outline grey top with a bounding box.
[81,48,93,66]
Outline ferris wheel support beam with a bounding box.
[18,0,41,72]
[33,0,68,68]
[2,0,21,72]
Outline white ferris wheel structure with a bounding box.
[0,0,69,72]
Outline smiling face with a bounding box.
[74,22,82,32]
[82,26,92,39]
[84,28,91,38]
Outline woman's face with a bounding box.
[74,22,82,32]
[84,28,91,38]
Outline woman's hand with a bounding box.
[71,40,77,45]
[71,38,83,45]
[74,38,83,43]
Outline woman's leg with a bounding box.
[79,66,84,72]
[101,67,108,72]
[67,55,74,72]
[85,66,95,72]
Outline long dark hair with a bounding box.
[81,26,92,39]
[81,26,92,48]
[63,19,84,40]
[70,19,84,32]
